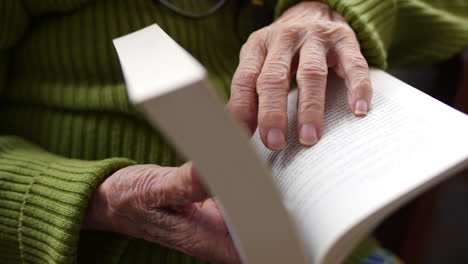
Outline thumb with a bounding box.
[158,162,210,206]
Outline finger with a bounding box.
[296,38,328,146]
[257,26,303,150]
[140,199,241,264]
[182,199,241,264]
[158,162,210,206]
[331,24,372,116]
[227,30,267,135]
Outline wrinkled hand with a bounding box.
[83,163,240,264]
[228,1,372,150]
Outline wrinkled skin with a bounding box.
[84,2,371,263]
[227,1,372,150]
[83,163,240,264]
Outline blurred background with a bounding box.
[375,49,468,264]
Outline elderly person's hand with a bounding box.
[227,1,372,150]
[83,163,240,264]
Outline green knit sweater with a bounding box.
[0,0,467,263]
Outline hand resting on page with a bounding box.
[227,2,372,150]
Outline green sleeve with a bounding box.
[1,6,134,264]
[275,0,468,69]
[0,136,135,263]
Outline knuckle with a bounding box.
[227,99,257,132]
[240,30,267,59]
[248,28,268,43]
[303,86,325,99]
[239,43,257,59]
[245,34,259,45]
[274,23,305,43]
[150,210,173,228]
[339,39,360,53]
[259,107,287,116]
[312,23,330,34]
[332,24,354,38]
[170,185,191,204]
[228,96,256,115]
[257,85,288,100]
[242,54,263,65]
[298,98,324,114]
[107,165,164,211]
[350,56,369,72]
[257,92,288,114]
[318,23,353,40]
[297,62,328,81]
[280,23,303,36]
[232,69,259,89]
[351,78,372,93]
[259,109,287,125]
[257,72,288,88]
[135,167,167,208]
[347,59,371,92]
[312,22,333,36]
[166,172,195,204]
[257,63,290,88]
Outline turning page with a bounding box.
[252,70,468,264]
[114,24,308,264]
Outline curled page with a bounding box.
[113,24,308,264]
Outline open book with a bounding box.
[113,25,468,264]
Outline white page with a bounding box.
[252,70,468,263]
[114,24,309,264]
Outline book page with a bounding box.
[114,24,309,264]
[252,70,468,264]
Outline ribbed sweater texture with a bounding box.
[0,0,467,263]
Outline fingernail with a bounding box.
[354,99,368,116]
[299,124,318,146]
[267,128,286,150]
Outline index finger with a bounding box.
[227,30,267,134]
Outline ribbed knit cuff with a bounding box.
[319,0,395,69]
[275,0,396,69]
[0,136,135,264]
